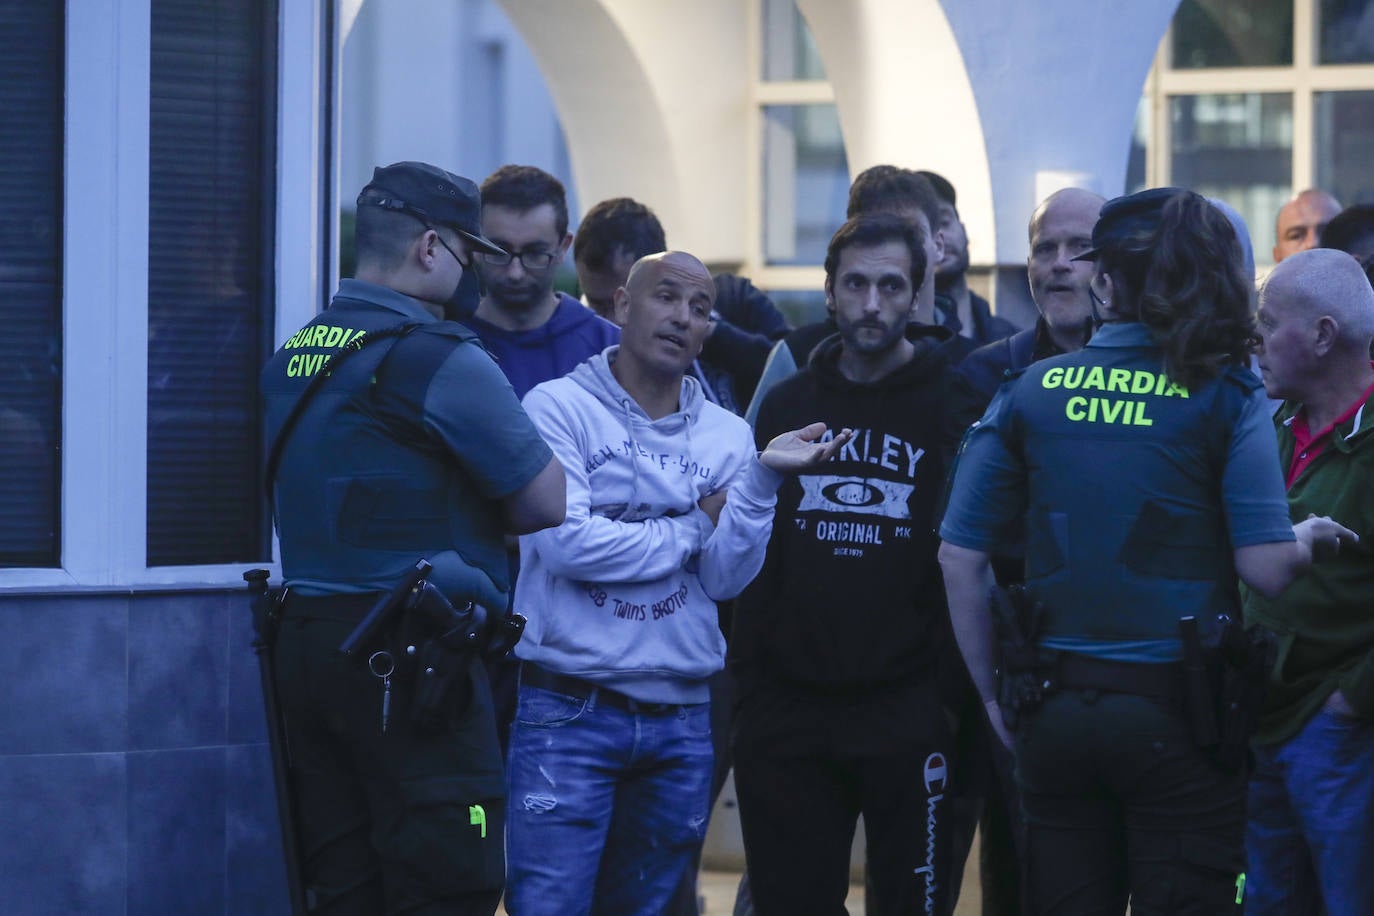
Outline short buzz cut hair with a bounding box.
[573,197,667,271]
[846,165,941,234]
[353,186,434,272]
[824,214,928,294]
[480,164,569,237]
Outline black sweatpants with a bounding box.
[732,678,954,916]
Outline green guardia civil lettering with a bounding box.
[1043,364,1191,427]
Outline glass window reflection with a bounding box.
[1316,91,1374,205]
[1319,0,1374,64]
[761,104,849,266]
[1170,93,1293,261]
[1172,0,1293,69]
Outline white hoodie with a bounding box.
[514,347,783,704]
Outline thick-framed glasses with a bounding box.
[478,249,557,271]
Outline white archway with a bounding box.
[495,0,753,264]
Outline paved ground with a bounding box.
[498,839,985,915]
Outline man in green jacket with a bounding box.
[1245,247,1374,915]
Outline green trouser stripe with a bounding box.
[1235,872,1246,905]
[470,804,487,838]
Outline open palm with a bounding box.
[759,422,854,473]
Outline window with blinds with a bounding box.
[147,0,277,566]
[0,4,63,569]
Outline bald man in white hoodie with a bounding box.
[504,251,848,916]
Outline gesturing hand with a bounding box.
[1298,513,1360,562]
[759,422,854,474]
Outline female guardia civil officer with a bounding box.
[937,188,1355,916]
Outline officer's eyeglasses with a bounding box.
[478,249,557,271]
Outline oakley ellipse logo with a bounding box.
[822,481,885,508]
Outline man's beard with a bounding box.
[486,278,551,311]
[840,319,905,355]
[934,248,970,290]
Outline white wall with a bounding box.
[340,0,573,212]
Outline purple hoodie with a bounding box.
[465,292,620,398]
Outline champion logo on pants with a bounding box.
[913,752,948,913]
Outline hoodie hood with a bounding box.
[567,346,707,431]
[807,323,951,393]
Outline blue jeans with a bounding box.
[1245,706,1374,915]
[504,684,714,916]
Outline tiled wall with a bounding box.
[0,590,290,914]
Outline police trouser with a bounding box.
[274,598,506,916]
[1015,688,1246,916]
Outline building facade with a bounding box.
[3,1,1372,911]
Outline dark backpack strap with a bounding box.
[264,323,422,509]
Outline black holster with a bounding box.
[340,572,527,734]
[1178,614,1275,772]
[1214,615,1276,771]
[398,582,487,732]
[990,584,1057,730]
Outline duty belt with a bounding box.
[1052,652,1185,702]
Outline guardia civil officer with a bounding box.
[260,162,566,915]
[937,188,1355,915]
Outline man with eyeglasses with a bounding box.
[464,165,622,757]
[467,164,620,400]
[260,161,566,914]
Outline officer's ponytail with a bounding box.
[1103,191,1255,390]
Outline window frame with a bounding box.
[742,0,832,299]
[1,0,331,592]
[1138,0,1374,258]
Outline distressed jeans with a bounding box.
[1245,706,1374,915]
[504,684,714,916]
